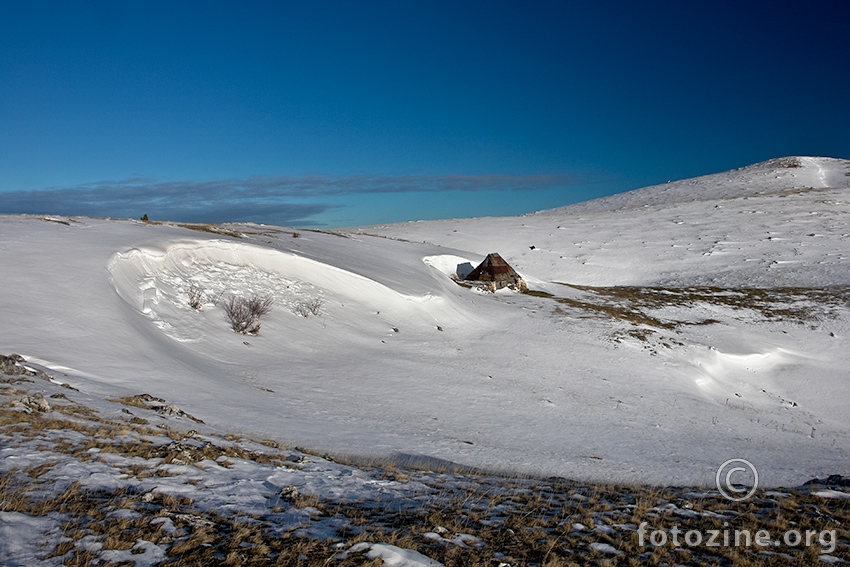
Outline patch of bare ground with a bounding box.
[524,284,849,333]
[2,367,848,565]
[141,219,245,238]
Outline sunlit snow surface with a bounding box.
[2,156,850,488]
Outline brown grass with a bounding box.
[143,219,244,238]
[521,284,850,338]
[108,393,166,410]
[3,381,848,566]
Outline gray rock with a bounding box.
[279,485,300,500]
[13,392,51,413]
[153,403,204,423]
[0,354,52,380]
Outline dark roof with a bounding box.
[465,253,520,282]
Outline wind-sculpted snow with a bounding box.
[421,254,476,280]
[108,240,458,342]
[691,345,807,408]
[1,157,849,489]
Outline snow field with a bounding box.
[0,156,849,492]
[2,369,847,566]
[361,158,850,288]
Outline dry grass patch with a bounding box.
[142,219,244,238]
[4,379,848,566]
[562,284,849,325]
[522,284,849,348]
[108,393,166,410]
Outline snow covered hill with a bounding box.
[358,156,850,287]
[2,156,849,488]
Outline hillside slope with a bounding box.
[1,156,849,487]
[357,156,850,287]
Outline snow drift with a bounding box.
[2,156,849,486]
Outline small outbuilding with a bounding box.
[464,253,526,292]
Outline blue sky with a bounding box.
[1,1,848,227]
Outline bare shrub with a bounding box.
[292,297,323,318]
[247,294,274,318]
[187,284,205,310]
[225,296,255,334]
[224,294,274,334]
[306,297,323,316]
[188,285,227,310]
[209,288,226,305]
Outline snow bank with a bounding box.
[336,542,444,566]
[107,240,461,342]
[422,254,475,279]
[109,239,439,314]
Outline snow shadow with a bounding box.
[455,262,474,279]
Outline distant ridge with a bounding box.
[538,156,850,216]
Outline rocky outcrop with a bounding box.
[0,354,50,380]
[12,392,51,413]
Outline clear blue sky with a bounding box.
[2,1,848,227]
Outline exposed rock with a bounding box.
[152,441,205,464]
[0,354,51,380]
[279,485,300,500]
[171,513,216,530]
[156,404,186,417]
[135,393,166,403]
[1,375,32,385]
[117,393,204,423]
[804,474,850,488]
[155,404,204,423]
[13,392,51,413]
